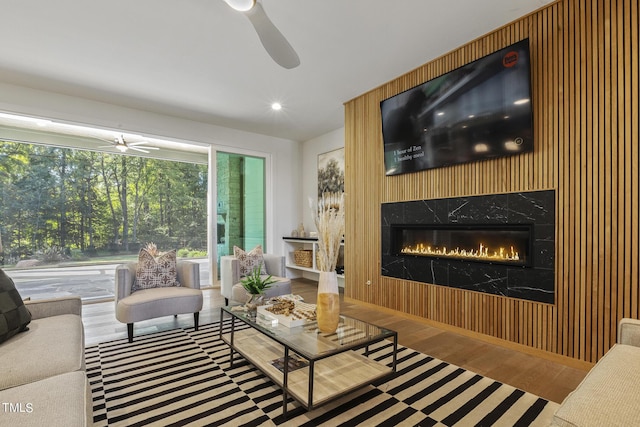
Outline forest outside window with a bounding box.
[0,139,208,301]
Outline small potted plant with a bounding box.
[240,263,277,315]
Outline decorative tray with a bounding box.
[257,299,317,328]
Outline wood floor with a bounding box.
[82,279,587,404]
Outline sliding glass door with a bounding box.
[215,152,266,278]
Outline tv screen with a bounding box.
[381,39,533,176]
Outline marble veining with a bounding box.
[381,190,555,304]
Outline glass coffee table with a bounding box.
[219,306,398,417]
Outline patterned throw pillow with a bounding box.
[133,249,181,292]
[0,268,32,344]
[233,245,267,277]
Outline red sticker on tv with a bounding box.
[503,51,519,67]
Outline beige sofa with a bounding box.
[551,318,640,426]
[0,296,92,426]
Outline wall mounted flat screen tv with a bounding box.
[381,39,533,176]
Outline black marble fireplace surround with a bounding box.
[381,190,555,303]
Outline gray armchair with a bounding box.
[115,260,203,342]
[220,253,291,305]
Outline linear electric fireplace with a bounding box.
[381,190,555,303]
[391,224,533,267]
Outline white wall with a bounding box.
[297,127,345,281]
[0,82,301,257]
[300,127,345,234]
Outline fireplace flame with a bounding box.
[401,243,520,262]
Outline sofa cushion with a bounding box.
[0,371,92,427]
[0,268,32,344]
[116,286,203,323]
[552,344,640,427]
[133,248,181,292]
[0,314,85,391]
[233,244,267,277]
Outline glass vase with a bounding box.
[245,293,265,319]
[317,271,340,333]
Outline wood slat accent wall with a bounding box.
[344,0,639,363]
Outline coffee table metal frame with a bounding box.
[219,306,398,417]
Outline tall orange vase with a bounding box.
[317,271,340,333]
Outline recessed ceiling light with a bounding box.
[271,102,282,111]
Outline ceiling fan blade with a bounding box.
[129,146,151,153]
[94,136,158,153]
[96,137,117,145]
[245,2,300,69]
[127,142,159,150]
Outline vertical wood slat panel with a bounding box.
[631,0,640,323]
[615,0,625,330]
[344,0,639,364]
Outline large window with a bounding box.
[0,118,271,300]
[0,140,208,300]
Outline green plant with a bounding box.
[70,248,89,261]
[177,248,207,258]
[35,245,67,264]
[240,263,277,295]
[187,250,207,257]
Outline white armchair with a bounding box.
[220,253,291,305]
[115,260,203,342]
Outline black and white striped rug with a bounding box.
[86,320,559,426]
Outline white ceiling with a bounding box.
[0,0,553,142]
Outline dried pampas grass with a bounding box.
[310,192,345,272]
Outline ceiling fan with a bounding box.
[223,0,300,69]
[98,134,160,154]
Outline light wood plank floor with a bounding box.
[82,279,586,404]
